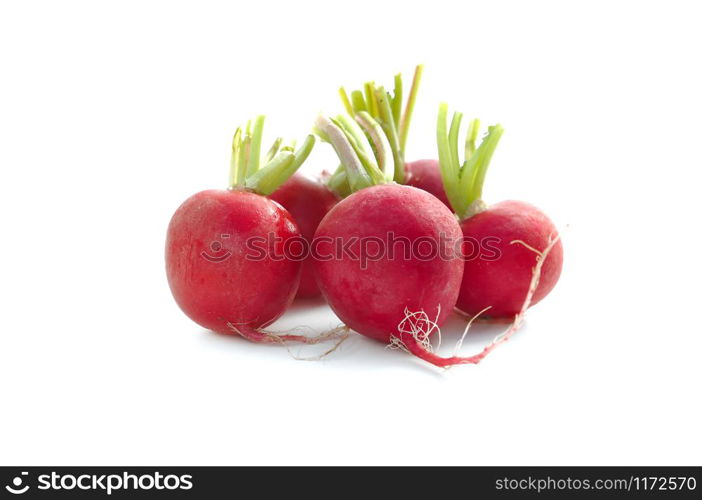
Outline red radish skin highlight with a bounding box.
[166,189,301,337]
[269,173,339,298]
[405,159,450,208]
[458,200,563,317]
[313,183,463,343]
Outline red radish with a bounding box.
[313,114,466,367]
[167,189,300,338]
[404,159,450,208]
[166,116,321,342]
[314,183,463,342]
[457,200,563,317]
[269,173,339,298]
[436,103,563,319]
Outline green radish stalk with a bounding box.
[338,65,452,209]
[325,64,424,192]
[436,103,504,219]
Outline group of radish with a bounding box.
[165,65,563,368]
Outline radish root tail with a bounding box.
[389,233,561,368]
[389,306,442,353]
[226,323,350,360]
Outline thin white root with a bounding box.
[509,239,544,257]
[463,233,563,361]
[226,322,349,361]
[284,326,350,361]
[452,305,492,356]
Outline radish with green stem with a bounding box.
[166,116,322,342]
[312,113,467,366]
[436,103,564,319]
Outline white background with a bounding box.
[1,0,700,466]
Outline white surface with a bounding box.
[1,0,700,465]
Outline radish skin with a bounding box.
[313,183,463,344]
[457,200,563,317]
[269,173,339,298]
[404,159,450,208]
